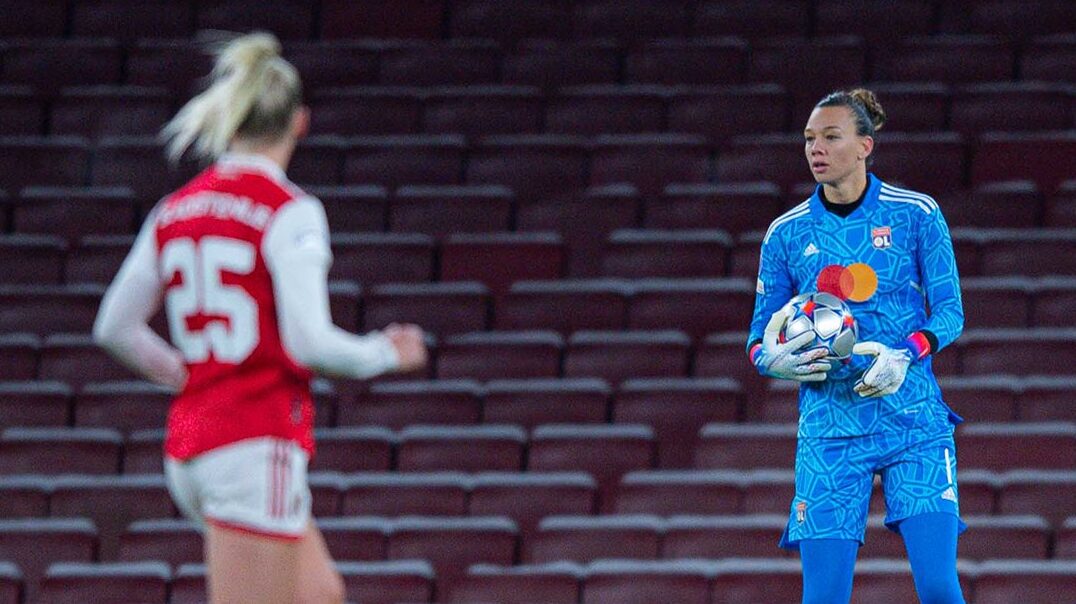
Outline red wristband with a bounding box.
[904,331,932,360]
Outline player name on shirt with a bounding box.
[157,191,273,230]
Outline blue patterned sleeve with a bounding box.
[747,227,795,354]
[917,206,964,352]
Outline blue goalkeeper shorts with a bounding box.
[779,428,967,550]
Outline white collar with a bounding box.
[217,152,289,185]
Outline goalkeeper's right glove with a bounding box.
[749,304,832,382]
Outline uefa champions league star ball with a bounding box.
[779,292,858,362]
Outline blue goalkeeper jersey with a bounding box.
[749,174,964,438]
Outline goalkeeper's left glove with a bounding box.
[852,342,910,397]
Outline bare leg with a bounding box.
[294,520,346,604]
[205,521,300,604]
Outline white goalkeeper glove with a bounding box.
[752,304,832,382]
[852,341,913,398]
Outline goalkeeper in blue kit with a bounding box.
[747,89,966,604]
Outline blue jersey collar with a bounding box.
[808,173,882,222]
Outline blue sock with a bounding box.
[898,512,965,604]
[800,539,858,604]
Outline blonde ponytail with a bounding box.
[161,32,302,164]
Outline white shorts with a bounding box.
[165,437,312,541]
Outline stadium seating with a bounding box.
[974,560,1076,604]
[118,518,202,567]
[74,381,171,433]
[440,232,565,294]
[437,332,564,380]
[398,425,527,473]
[482,378,611,428]
[563,330,692,384]
[0,518,98,602]
[448,562,583,604]
[469,472,598,538]
[615,470,742,516]
[0,380,70,428]
[310,87,420,136]
[340,474,468,518]
[583,559,714,604]
[339,381,483,429]
[310,427,395,473]
[338,560,437,604]
[0,562,18,604]
[0,427,122,475]
[528,515,663,563]
[662,514,789,559]
[38,561,170,604]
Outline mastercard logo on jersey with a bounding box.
[816,263,878,302]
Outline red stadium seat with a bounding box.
[716,134,811,190]
[0,335,39,380]
[865,83,951,133]
[951,83,1072,138]
[1033,277,1076,328]
[467,134,590,207]
[308,472,344,517]
[668,84,789,146]
[13,187,136,243]
[39,333,136,387]
[696,423,798,470]
[943,181,1044,229]
[309,88,420,136]
[959,515,1052,559]
[972,132,1076,193]
[496,280,631,334]
[937,376,1019,423]
[377,40,501,86]
[749,379,799,423]
[437,332,563,381]
[92,136,200,199]
[958,423,1076,471]
[616,470,742,515]
[469,472,598,538]
[74,382,171,434]
[0,518,97,602]
[386,517,518,584]
[363,282,489,335]
[125,40,210,96]
[564,330,692,385]
[1058,517,1076,559]
[646,182,784,234]
[529,424,656,512]
[283,135,344,186]
[0,381,70,429]
[960,328,1076,375]
[450,0,571,42]
[389,185,513,239]
[51,87,171,140]
[71,0,192,40]
[960,277,1032,330]
[1045,180,1076,227]
[747,36,867,116]
[0,427,121,476]
[449,562,584,604]
[1021,33,1076,83]
[710,558,802,604]
[997,470,1076,526]
[307,185,388,233]
[1019,376,1076,422]
[950,227,985,278]
[847,559,920,604]
[552,185,645,278]
[425,86,544,137]
[0,86,45,136]
[572,0,691,42]
[0,137,90,191]
[122,429,164,475]
[740,469,796,515]
[860,515,910,559]
[583,559,714,604]
[974,560,1076,604]
[195,0,313,39]
[627,278,755,336]
[64,236,132,285]
[694,332,769,397]
[528,515,663,563]
[310,427,395,473]
[590,134,710,195]
[442,233,565,295]
[503,41,619,90]
[876,35,1015,84]
[0,0,65,37]
[815,0,935,44]
[624,39,748,86]
[341,473,468,518]
[317,517,388,561]
[603,230,732,279]
[338,560,436,604]
[118,519,201,567]
[872,133,967,193]
[546,85,667,136]
[397,425,526,473]
[0,235,65,285]
[284,43,380,93]
[170,563,206,604]
[340,380,482,429]
[50,474,175,560]
[693,0,809,39]
[329,233,434,285]
[965,0,1076,39]
[2,40,122,95]
[614,378,743,468]
[0,562,18,604]
[663,514,788,559]
[343,135,465,188]
[39,561,169,604]
[321,0,444,39]
[482,378,611,429]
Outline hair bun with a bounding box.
[848,88,886,132]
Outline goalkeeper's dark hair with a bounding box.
[815,88,886,166]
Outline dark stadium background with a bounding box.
[0,0,1074,602]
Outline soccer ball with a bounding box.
[779,291,858,362]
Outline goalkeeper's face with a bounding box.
[803,106,872,185]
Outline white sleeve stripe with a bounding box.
[879,184,938,210]
[878,194,933,214]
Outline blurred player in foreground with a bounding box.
[747,88,966,603]
[94,32,428,604]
